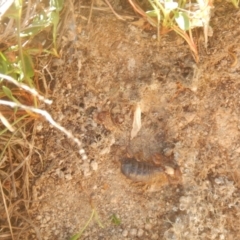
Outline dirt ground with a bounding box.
[26,1,240,240]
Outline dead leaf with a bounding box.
[131,104,141,140]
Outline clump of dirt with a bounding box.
[28,1,240,240]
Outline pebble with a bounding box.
[91,160,98,171]
[51,226,56,231]
[151,233,159,239]
[83,168,91,177]
[36,123,43,132]
[122,229,128,237]
[42,215,50,224]
[145,223,152,230]
[67,83,72,89]
[164,148,173,157]
[55,169,64,179]
[220,234,225,240]
[152,34,157,39]
[45,215,51,222]
[65,173,72,181]
[130,228,137,236]
[82,162,91,177]
[164,166,175,175]
[137,229,144,237]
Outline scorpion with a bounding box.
[120,158,182,191]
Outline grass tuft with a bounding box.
[0,0,87,238]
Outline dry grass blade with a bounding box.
[7,147,17,198]
[0,180,14,240]
[0,18,14,40]
[0,123,40,238]
[128,0,158,26]
[57,0,77,45]
[2,126,38,188]
[15,211,42,240]
[104,0,126,21]
[0,100,87,160]
[88,0,94,25]
[0,0,73,238]
[228,49,238,68]
[0,74,52,105]
[22,0,34,27]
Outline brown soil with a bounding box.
[27,1,240,240]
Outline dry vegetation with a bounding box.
[1,0,240,240]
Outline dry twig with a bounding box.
[0,180,14,240]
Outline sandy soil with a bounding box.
[27,1,240,240]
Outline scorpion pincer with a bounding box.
[120,158,166,182]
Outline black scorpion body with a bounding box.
[120,158,165,182]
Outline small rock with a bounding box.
[52,58,64,67]
[151,233,159,240]
[215,177,225,185]
[137,229,144,237]
[130,228,137,236]
[36,123,43,132]
[163,148,173,157]
[100,147,109,155]
[164,166,175,175]
[83,169,91,177]
[176,37,184,45]
[234,146,240,153]
[91,160,98,171]
[42,218,47,224]
[145,223,152,230]
[110,197,118,204]
[55,169,64,179]
[220,234,225,240]
[127,58,136,72]
[82,162,91,177]
[65,173,72,181]
[122,229,128,237]
[42,216,51,224]
[67,83,72,89]
[184,112,196,123]
[152,34,157,39]
[45,215,51,222]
